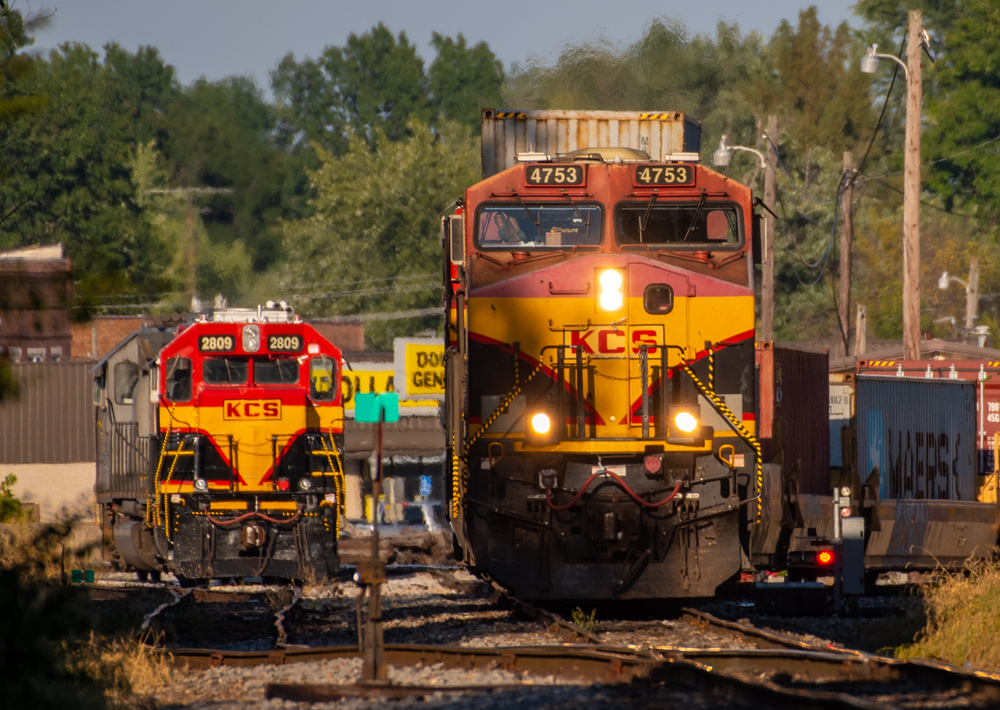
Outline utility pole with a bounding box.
[856,305,867,356]
[965,257,980,334]
[902,10,923,360]
[762,114,778,342]
[839,152,854,356]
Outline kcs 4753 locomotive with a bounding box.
[443,110,768,599]
[95,304,346,584]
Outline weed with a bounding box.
[571,606,598,632]
[0,472,25,522]
[894,561,1000,669]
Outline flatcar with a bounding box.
[443,110,769,599]
[95,303,346,583]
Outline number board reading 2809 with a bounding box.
[634,165,695,187]
[199,335,235,352]
[524,165,585,187]
[267,334,303,353]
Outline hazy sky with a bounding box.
[31,1,859,91]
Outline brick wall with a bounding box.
[70,317,152,360]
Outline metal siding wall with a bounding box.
[856,376,976,500]
[0,362,96,463]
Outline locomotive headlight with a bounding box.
[598,269,624,311]
[193,478,208,491]
[673,411,699,433]
[298,477,312,491]
[530,412,551,434]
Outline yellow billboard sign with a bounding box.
[403,341,445,397]
[340,366,436,412]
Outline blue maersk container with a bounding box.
[855,376,976,500]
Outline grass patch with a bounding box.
[571,606,598,632]
[0,516,173,708]
[894,562,1000,669]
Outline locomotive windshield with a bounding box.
[615,201,741,247]
[203,357,249,385]
[255,358,299,384]
[477,204,602,249]
[164,356,192,401]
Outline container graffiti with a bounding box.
[855,376,976,500]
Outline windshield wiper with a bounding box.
[680,192,708,242]
[563,194,591,235]
[511,191,541,238]
[638,193,658,242]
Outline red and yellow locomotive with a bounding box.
[97,304,346,583]
[443,110,766,599]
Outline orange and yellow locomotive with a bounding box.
[443,110,765,599]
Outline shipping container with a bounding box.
[756,342,830,495]
[479,109,702,178]
[855,376,976,500]
[858,359,1000,474]
[829,372,854,468]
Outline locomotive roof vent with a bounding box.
[209,301,296,324]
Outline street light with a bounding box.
[858,11,925,361]
[938,260,981,336]
[712,135,766,169]
[860,44,909,79]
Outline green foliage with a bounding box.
[272,25,505,159]
[428,32,505,132]
[571,606,598,632]
[281,120,478,348]
[0,473,23,523]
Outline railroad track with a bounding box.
[162,641,1000,709]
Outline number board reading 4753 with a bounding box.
[524,165,585,187]
[634,165,695,187]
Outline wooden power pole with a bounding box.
[839,152,854,356]
[762,114,778,342]
[902,10,923,360]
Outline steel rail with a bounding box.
[169,642,1000,709]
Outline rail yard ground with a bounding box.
[7,520,1000,709]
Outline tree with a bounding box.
[272,23,431,156]
[428,32,505,132]
[281,120,478,348]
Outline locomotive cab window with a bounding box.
[255,358,299,385]
[114,361,140,405]
[615,201,741,247]
[310,357,336,401]
[203,357,249,385]
[477,204,602,249]
[165,357,192,402]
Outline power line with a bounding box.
[313,307,442,323]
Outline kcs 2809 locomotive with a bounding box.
[443,110,769,599]
[95,304,346,583]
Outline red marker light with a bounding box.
[277,478,290,491]
[817,550,834,566]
